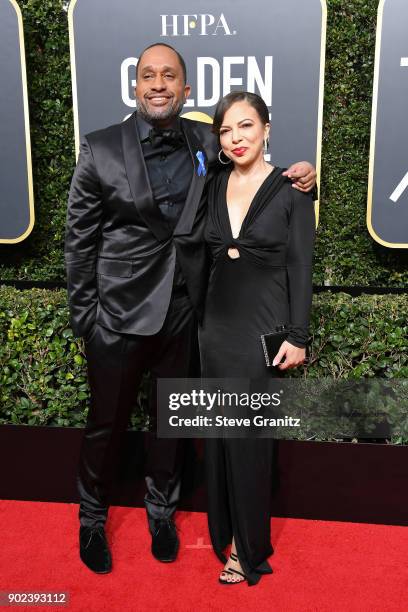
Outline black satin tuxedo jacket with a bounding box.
[64,112,218,338]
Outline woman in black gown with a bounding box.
[199,92,316,585]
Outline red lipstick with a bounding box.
[231,147,248,157]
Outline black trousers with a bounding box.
[78,294,194,532]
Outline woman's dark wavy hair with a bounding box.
[212,91,270,139]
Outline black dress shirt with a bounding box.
[136,115,193,296]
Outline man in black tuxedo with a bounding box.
[65,42,316,574]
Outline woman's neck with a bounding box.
[232,156,273,180]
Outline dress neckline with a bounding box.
[223,165,279,240]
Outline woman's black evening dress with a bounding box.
[199,166,315,585]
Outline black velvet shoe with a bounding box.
[151,518,179,562]
[79,526,112,574]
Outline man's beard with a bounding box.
[135,96,185,125]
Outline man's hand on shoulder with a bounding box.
[282,161,316,193]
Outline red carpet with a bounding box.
[0,500,407,611]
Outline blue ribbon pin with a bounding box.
[196,150,206,177]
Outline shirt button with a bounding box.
[161,155,167,161]
[166,177,172,184]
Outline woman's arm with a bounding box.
[273,187,316,369]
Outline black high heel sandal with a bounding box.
[219,552,246,585]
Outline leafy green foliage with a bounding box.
[0,0,74,280]
[316,0,408,285]
[0,1,407,284]
[0,286,149,430]
[309,292,408,379]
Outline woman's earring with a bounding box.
[263,138,269,155]
[218,149,232,165]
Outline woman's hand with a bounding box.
[282,162,316,193]
[272,340,306,370]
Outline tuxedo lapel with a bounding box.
[121,113,172,242]
[173,118,208,236]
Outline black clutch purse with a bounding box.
[261,325,288,367]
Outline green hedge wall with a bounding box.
[1,286,407,442]
[0,0,74,281]
[0,0,407,285]
[0,286,150,430]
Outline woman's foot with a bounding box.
[219,544,246,584]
